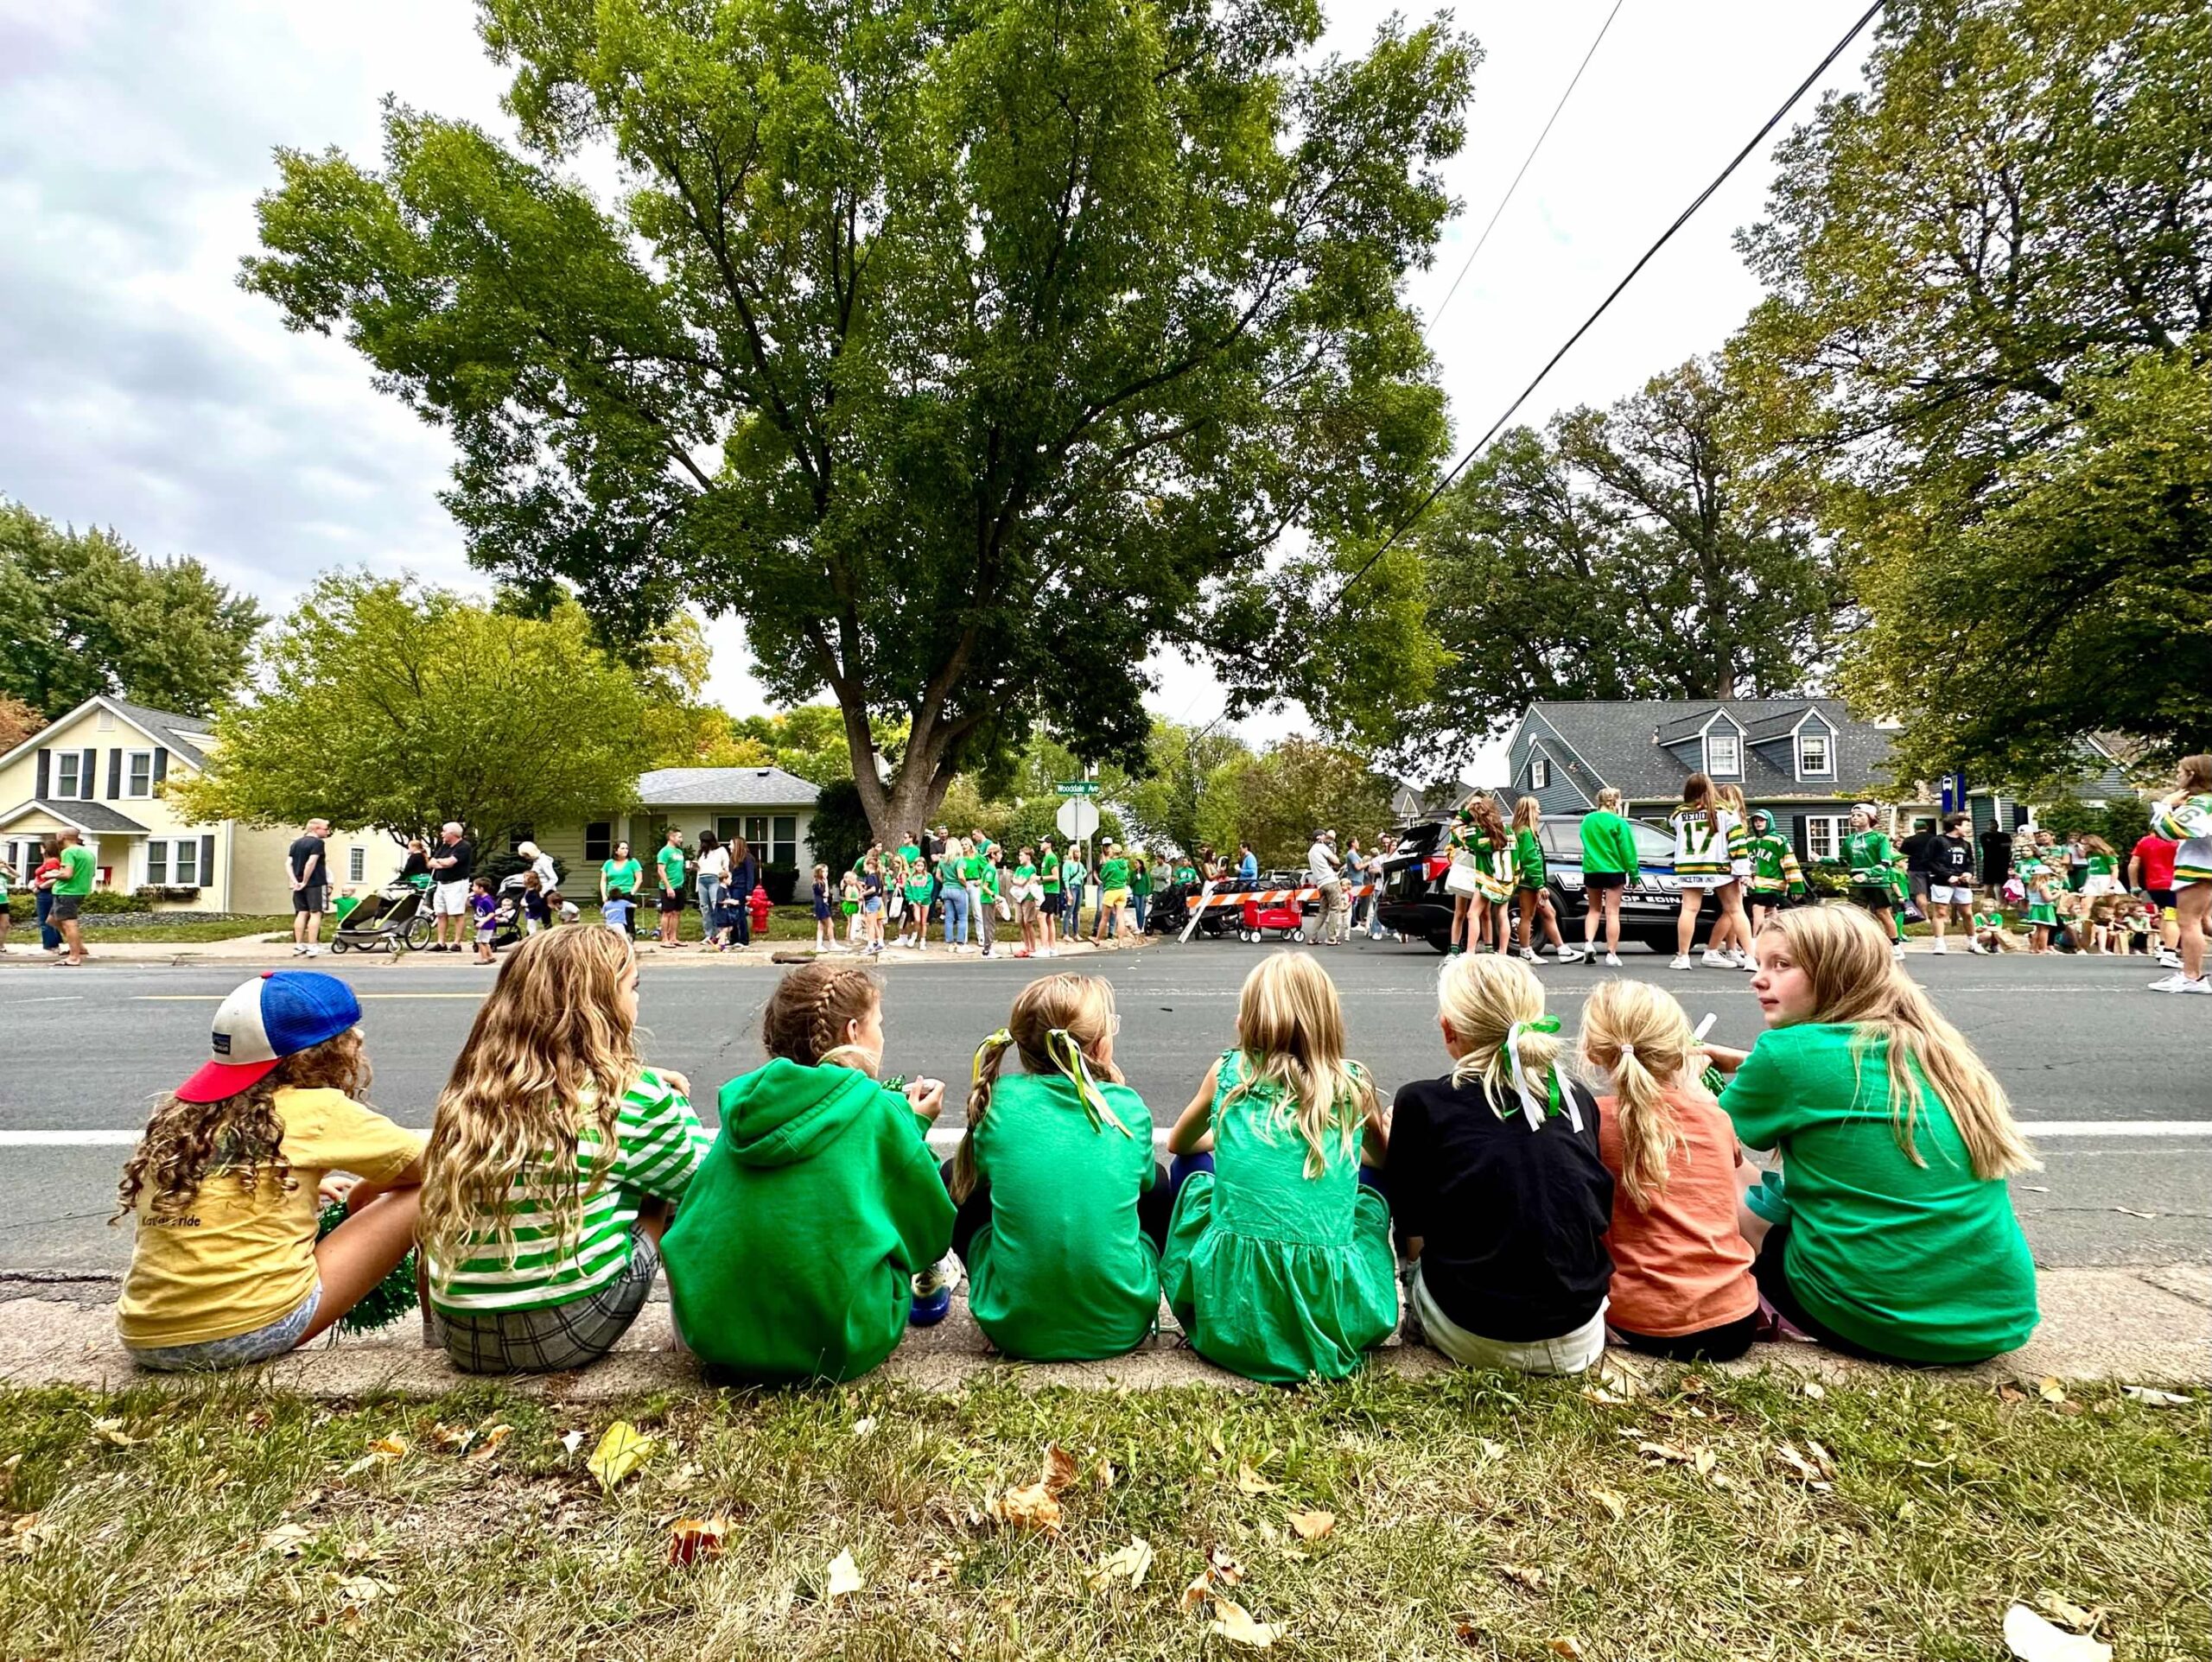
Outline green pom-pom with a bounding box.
[316,1200,419,1335]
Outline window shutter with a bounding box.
[200,834,216,893]
[35,749,49,797]
[107,750,124,798]
[1789,815,1810,862]
[153,748,168,785]
[79,748,96,800]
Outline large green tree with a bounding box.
[1198,733,1394,866]
[175,574,647,841]
[1731,0,2212,776]
[241,0,1472,841]
[0,500,264,720]
[1403,359,1840,771]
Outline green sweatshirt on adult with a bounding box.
[1719,1023,2037,1364]
[964,1074,1160,1361]
[1577,810,1639,875]
[662,1059,954,1382]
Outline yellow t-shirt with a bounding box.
[117,1087,425,1348]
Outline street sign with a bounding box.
[1056,798,1101,842]
[1940,771,1968,814]
[1056,780,1100,796]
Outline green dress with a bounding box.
[1161,1050,1397,1384]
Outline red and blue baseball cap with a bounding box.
[174,971,364,1102]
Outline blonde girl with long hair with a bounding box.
[1161,953,1396,1382]
[418,929,707,1373]
[1509,796,1567,961]
[1574,786,1640,965]
[1701,905,2041,1364]
[113,972,424,1371]
[1378,954,1612,1374]
[1577,980,1760,1362]
[946,974,1171,1360]
[1712,782,1757,969]
[1668,771,1744,971]
[658,961,957,1380]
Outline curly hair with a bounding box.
[114,1028,370,1221]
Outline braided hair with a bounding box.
[761,960,883,1070]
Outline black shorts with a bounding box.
[1849,884,1895,913]
[50,893,84,922]
[1747,887,1787,908]
[1583,871,1627,891]
[1752,1221,1938,1368]
[1041,892,1064,915]
[1610,1309,1761,1363]
[658,892,684,913]
[296,886,328,915]
[2147,888,2176,910]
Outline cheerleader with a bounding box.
[1712,783,1757,969]
[1469,795,1516,953]
[2149,753,2212,995]
[1668,773,1744,971]
[1442,802,1482,955]
[2020,844,2061,955]
[1510,796,1568,961]
[1840,803,1909,961]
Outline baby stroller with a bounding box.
[331,877,434,954]
[1238,894,1306,944]
[490,873,532,950]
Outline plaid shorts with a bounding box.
[436,1234,658,1375]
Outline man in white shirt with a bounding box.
[1306,828,1346,946]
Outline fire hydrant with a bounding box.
[747,884,772,940]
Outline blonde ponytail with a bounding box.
[952,975,1130,1202]
[1578,979,1698,1209]
[1438,954,1578,1130]
[952,1029,1017,1202]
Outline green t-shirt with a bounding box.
[1511,828,1544,889]
[897,842,920,872]
[1841,829,1897,885]
[601,857,643,894]
[963,1073,1160,1361]
[1720,1023,2037,1363]
[1130,862,1154,897]
[657,845,687,889]
[1173,864,1198,886]
[1039,853,1061,893]
[979,862,1001,904]
[1578,810,1639,876]
[1013,861,1037,895]
[1973,910,2005,930]
[1099,856,1130,889]
[56,845,95,897]
[427,1067,710,1313]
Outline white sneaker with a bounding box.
[1700,949,1732,967]
[1670,955,1694,970]
[1518,948,1540,962]
[1605,953,1623,967]
[1891,942,1907,961]
[2158,949,2184,968]
[2177,979,2212,995]
[1556,946,1585,964]
[1930,941,1947,955]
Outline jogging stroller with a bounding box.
[1238,894,1306,944]
[331,877,434,954]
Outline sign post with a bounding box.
[1055,780,1101,797]
[1055,797,1100,844]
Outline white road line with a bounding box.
[3,1122,2209,1151]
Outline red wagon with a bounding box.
[1238,894,1307,943]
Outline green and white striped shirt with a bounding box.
[428,1067,712,1313]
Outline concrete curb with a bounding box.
[3,1266,2202,1400]
[0,939,1149,970]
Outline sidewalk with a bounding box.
[0,936,1141,970]
[3,1265,2202,1399]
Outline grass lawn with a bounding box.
[1,1372,2201,1659]
[16,914,296,945]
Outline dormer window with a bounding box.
[1530,755,1550,789]
[1798,731,1831,777]
[1707,733,1740,777]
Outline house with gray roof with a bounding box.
[529,765,823,891]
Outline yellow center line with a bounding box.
[134,992,488,1001]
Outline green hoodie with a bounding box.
[662,1059,954,1382]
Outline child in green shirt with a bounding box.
[1707,905,2039,1366]
[660,962,957,1381]
[1038,841,1063,956]
[1509,796,1567,963]
[945,974,1170,1361]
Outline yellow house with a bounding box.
[0,696,392,914]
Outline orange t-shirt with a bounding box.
[1594,1080,1758,1337]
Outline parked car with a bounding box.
[1374,812,1719,954]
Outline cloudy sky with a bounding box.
[0,2,1878,772]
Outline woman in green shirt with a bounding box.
[1707,905,2039,1365]
[1574,788,1638,966]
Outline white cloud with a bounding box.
[0,0,1876,775]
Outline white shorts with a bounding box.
[433,879,471,917]
[1730,859,1753,879]
[1674,872,1729,891]
[1930,883,1974,905]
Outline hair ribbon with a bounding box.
[1046,1028,1131,1138]
[1502,1015,1580,1133]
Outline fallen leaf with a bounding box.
[2003,1602,2111,1662]
[986,1481,1063,1533]
[2120,1386,2191,1407]
[1094,1457,1116,1489]
[1637,1441,1694,1465]
[1547,1640,1586,1659]
[1041,1444,1079,1495]
[1205,1543,1246,1586]
[2034,1592,2099,1633]
[1205,1425,1227,1460]
[587,1422,654,1491]
[258,1523,317,1557]
[1086,1537,1154,1590]
[466,1424,512,1462]
[89,1418,143,1448]
[1180,1571,1215,1613]
[560,1430,586,1456]
[339,1435,410,1481]
[1477,1438,1506,1462]
[1586,1488,1626,1521]
[1804,1440,1838,1481]
[2037,1379,2069,1405]
[666,1517,727,1567]
[1208,1596,1278,1649]
[1286,1509,1336,1541]
[825,1548,864,1600]
[1997,1385,2028,1404]
[1500,1563,1546,1590]
[335,1574,395,1606]
[1694,1449,1719,1479]
[1235,1459,1283,1495]
[850,1416,877,1438]
[1801,1380,1827,1400]
[1580,1385,1630,1407]
[366,1437,407,1458]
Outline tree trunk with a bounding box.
[836,693,958,846]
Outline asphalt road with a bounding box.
[3,938,2205,1277]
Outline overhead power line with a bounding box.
[1325,0,1888,614]
[1425,0,1626,339]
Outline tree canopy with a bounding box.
[1731,0,2211,776]
[174,574,647,841]
[0,499,264,720]
[242,0,1473,841]
[1402,359,1841,773]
